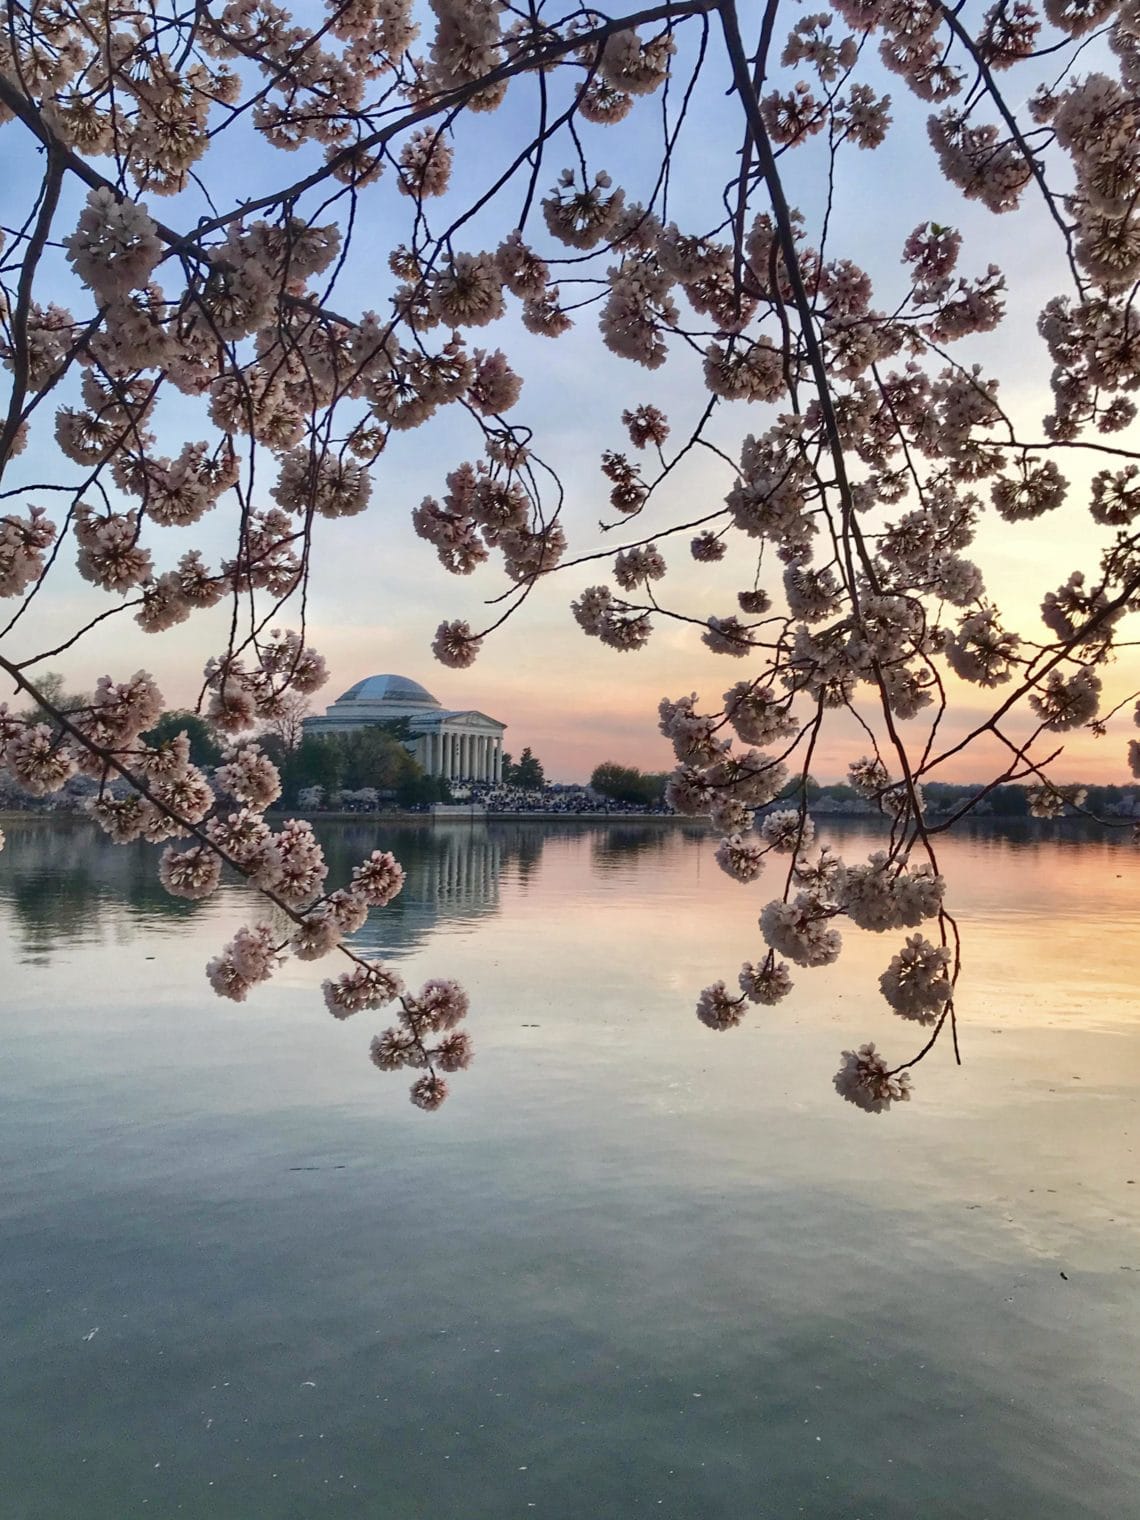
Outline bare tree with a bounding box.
[260,692,312,756]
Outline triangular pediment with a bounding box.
[419,709,506,730]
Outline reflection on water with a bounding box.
[3,817,532,965]
[7,811,1123,968]
[589,821,709,869]
[0,816,208,965]
[1,816,1138,1519]
[1,815,720,964]
[321,821,506,958]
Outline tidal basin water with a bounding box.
[2,817,1138,1519]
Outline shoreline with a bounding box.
[0,805,691,825]
[3,806,1128,828]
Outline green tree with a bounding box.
[590,763,668,806]
[18,671,91,731]
[368,716,414,743]
[281,725,427,802]
[509,746,545,788]
[988,784,1031,817]
[776,772,821,805]
[816,783,861,808]
[337,725,420,790]
[285,734,345,799]
[143,710,224,769]
[396,772,452,807]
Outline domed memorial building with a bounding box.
[302,674,507,783]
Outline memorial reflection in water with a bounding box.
[5,813,1125,970]
[0,818,527,965]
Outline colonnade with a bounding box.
[426,833,501,908]
[420,729,503,783]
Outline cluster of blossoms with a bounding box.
[0,644,469,1106]
[837,855,944,933]
[4,0,1140,1116]
[368,978,472,1110]
[669,683,955,1098]
[64,188,163,303]
[412,461,565,583]
[878,936,952,1023]
[571,585,652,652]
[834,1044,913,1114]
[0,508,56,596]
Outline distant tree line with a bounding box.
[922,782,1140,819]
[589,764,669,807]
[144,710,223,769]
[775,777,1140,819]
[586,763,1140,819]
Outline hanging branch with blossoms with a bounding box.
[1,0,1138,1112]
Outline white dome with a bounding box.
[335,674,441,708]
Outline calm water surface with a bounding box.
[1,817,1138,1519]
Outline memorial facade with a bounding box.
[302,674,507,783]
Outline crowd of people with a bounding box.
[450,782,672,816]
